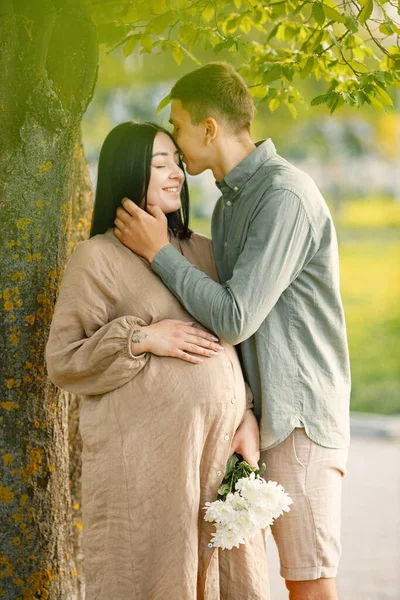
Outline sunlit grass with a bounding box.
[337,197,400,229]
[189,199,400,414]
[340,240,400,414]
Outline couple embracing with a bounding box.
[46,62,350,600]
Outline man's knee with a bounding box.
[285,578,338,600]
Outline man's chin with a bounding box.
[184,161,204,176]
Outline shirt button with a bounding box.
[224,435,229,441]
[233,186,239,192]
[224,241,228,247]
[231,398,236,404]
[227,363,232,369]
[226,200,232,207]
[208,543,213,548]
[216,470,222,476]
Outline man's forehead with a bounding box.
[170,99,189,122]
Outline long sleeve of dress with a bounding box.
[46,241,150,396]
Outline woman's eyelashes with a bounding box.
[152,162,181,169]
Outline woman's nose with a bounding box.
[171,165,184,180]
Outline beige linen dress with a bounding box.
[46,230,270,600]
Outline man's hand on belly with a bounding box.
[228,410,260,468]
[132,319,224,364]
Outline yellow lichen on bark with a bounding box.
[2,454,14,465]
[0,485,15,503]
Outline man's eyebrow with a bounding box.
[152,150,180,158]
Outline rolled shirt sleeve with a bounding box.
[152,188,318,345]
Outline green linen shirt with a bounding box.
[152,139,351,450]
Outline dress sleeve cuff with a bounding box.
[125,316,149,362]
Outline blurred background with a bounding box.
[82,47,400,418]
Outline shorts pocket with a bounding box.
[291,428,312,470]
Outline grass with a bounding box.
[190,198,400,415]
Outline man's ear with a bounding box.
[203,117,218,144]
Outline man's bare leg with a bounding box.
[285,578,338,600]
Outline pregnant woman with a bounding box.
[46,122,269,600]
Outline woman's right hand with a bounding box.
[131,319,224,364]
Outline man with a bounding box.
[114,62,351,600]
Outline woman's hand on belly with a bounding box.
[135,319,224,364]
[228,409,260,469]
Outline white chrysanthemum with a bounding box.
[203,473,293,549]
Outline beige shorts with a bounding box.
[260,427,348,582]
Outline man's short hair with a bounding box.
[170,62,255,132]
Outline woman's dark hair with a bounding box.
[90,121,192,239]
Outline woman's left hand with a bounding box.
[228,409,260,469]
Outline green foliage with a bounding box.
[85,0,400,115]
[218,453,266,500]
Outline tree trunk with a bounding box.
[67,132,95,599]
[0,1,98,598]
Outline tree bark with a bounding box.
[67,132,95,599]
[0,1,98,598]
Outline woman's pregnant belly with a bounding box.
[78,342,247,450]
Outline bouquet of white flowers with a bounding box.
[203,453,293,550]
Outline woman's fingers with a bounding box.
[185,334,224,353]
[184,323,220,343]
[172,350,203,364]
[181,343,219,358]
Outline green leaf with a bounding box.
[178,24,198,47]
[150,11,175,35]
[323,4,345,23]
[124,36,136,58]
[285,100,298,118]
[213,38,235,53]
[368,95,385,110]
[237,40,250,61]
[282,65,294,81]
[267,23,280,42]
[375,86,394,106]
[156,93,171,114]
[301,57,315,79]
[379,22,394,35]
[354,91,368,106]
[172,43,184,65]
[311,30,324,51]
[262,65,282,84]
[197,30,212,51]
[269,98,280,112]
[329,94,342,115]
[359,0,373,25]
[225,454,239,475]
[345,15,359,33]
[201,4,215,23]
[140,35,153,53]
[311,92,336,106]
[312,2,325,26]
[239,15,253,34]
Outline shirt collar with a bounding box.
[215,138,276,198]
